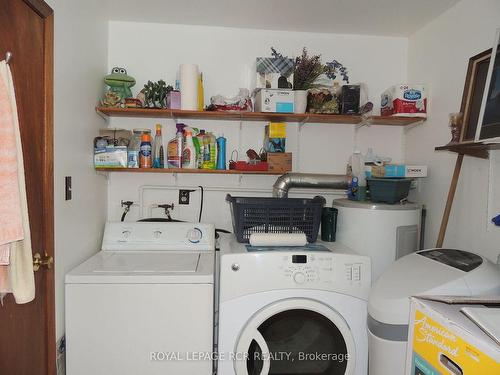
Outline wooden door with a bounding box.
[0,0,55,374]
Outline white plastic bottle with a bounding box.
[182,130,197,169]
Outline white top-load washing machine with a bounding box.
[65,222,215,375]
[333,198,422,282]
[368,248,500,375]
[217,235,371,375]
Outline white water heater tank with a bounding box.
[332,199,422,282]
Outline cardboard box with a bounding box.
[256,57,294,89]
[254,89,294,113]
[267,152,292,172]
[266,122,287,138]
[264,123,287,152]
[366,165,428,178]
[406,296,500,375]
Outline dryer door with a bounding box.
[234,298,355,375]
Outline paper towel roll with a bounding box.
[180,64,199,110]
[249,233,307,247]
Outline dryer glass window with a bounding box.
[246,309,348,375]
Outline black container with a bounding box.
[341,85,361,114]
[321,207,338,242]
[226,194,325,243]
[367,178,412,204]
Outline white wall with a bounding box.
[106,22,409,227]
[46,0,109,340]
[406,0,500,262]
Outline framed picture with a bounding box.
[476,28,500,141]
[459,48,491,141]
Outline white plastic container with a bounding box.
[182,130,197,169]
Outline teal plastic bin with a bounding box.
[367,178,412,204]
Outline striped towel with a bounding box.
[0,60,35,304]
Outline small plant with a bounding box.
[293,48,325,90]
[142,80,173,108]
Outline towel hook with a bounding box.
[5,51,12,64]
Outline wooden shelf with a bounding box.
[435,141,500,159]
[96,106,424,126]
[95,167,283,175]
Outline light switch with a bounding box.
[65,176,72,201]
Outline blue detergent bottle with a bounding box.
[216,136,227,170]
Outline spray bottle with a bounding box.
[182,130,197,169]
[153,124,164,168]
[167,123,186,168]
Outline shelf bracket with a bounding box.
[355,115,372,130]
[298,116,310,132]
[96,170,109,180]
[96,107,110,123]
[403,120,425,133]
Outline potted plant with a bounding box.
[292,48,325,113]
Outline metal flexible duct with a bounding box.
[272,173,349,198]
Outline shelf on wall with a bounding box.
[96,106,425,126]
[435,141,500,159]
[95,167,283,175]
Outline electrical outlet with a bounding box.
[179,190,192,205]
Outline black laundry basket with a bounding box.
[226,194,325,243]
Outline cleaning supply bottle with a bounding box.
[139,134,152,168]
[216,135,226,170]
[167,123,186,168]
[152,124,164,168]
[202,131,211,169]
[182,130,197,169]
[197,130,206,169]
[190,128,202,169]
[208,132,217,169]
[350,150,366,201]
[197,73,204,111]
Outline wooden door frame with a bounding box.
[23,0,56,373]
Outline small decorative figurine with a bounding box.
[449,112,463,143]
[101,67,136,107]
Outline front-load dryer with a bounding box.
[217,235,371,375]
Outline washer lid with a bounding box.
[65,251,214,284]
[368,250,470,325]
[333,198,420,211]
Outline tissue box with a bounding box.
[366,165,428,178]
[381,84,427,117]
[267,152,292,172]
[406,296,500,375]
[256,57,294,89]
[94,146,128,168]
[255,89,294,113]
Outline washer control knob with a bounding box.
[153,230,162,238]
[293,272,306,284]
[122,230,131,238]
[231,263,240,272]
[187,227,203,243]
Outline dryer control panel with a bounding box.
[280,254,365,286]
[221,250,371,301]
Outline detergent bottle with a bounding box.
[152,124,164,168]
[167,123,185,168]
[182,130,197,169]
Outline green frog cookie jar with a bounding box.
[101,67,136,107]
